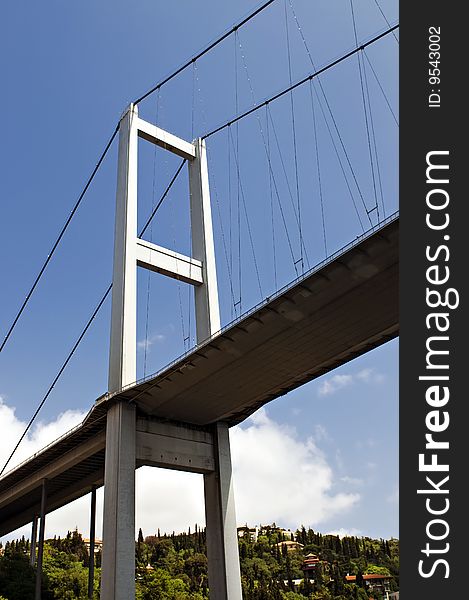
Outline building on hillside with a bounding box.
[258,524,277,537]
[302,553,320,578]
[83,538,103,553]
[279,528,295,540]
[259,524,284,537]
[236,524,297,543]
[237,525,259,542]
[345,573,392,596]
[282,579,304,592]
[275,540,304,552]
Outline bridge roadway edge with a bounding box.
[0,215,399,538]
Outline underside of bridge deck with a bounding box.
[0,215,398,537]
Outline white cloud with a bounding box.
[0,397,86,471]
[230,409,359,528]
[136,469,205,537]
[326,527,362,538]
[0,397,92,542]
[387,486,399,505]
[355,437,377,449]
[318,368,385,396]
[318,374,353,396]
[137,333,166,351]
[313,424,330,443]
[335,448,345,471]
[340,476,364,486]
[356,368,385,384]
[0,400,359,543]
[136,410,360,535]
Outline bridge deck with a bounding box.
[0,215,398,536]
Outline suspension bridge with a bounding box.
[0,1,398,598]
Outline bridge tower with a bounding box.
[101,104,242,599]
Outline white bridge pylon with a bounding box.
[101,104,241,600]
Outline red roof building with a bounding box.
[302,553,323,579]
[345,574,392,595]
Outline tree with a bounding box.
[136,567,190,600]
[299,577,314,596]
[355,569,365,588]
[285,553,294,591]
[366,564,391,575]
[0,523,399,599]
[353,586,369,600]
[0,549,36,600]
[183,553,208,590]
[314,563,325,591]
[331,562,345,595]
[282,593,305,600]
[42,544,89,599]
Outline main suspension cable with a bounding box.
[1,1,281,356]
[202,24,398,140]
[133,0,278,105]
[0,160,186,475]
[0,283,112,476]
[0,125,119,355]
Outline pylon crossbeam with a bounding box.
[137,117,196,160]
[136,238,203,285]
[136,417,215,474]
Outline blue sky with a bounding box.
[0,0,398,542]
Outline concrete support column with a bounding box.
[30,514,38,566]
[35,480,47,600]
[189,138,221,343]
[204,423,242,600]
[100,402,136,600]
[101,103,138,600]
[88,485,97,599]
[108,103,138,394]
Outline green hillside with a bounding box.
[0,524,399,599]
